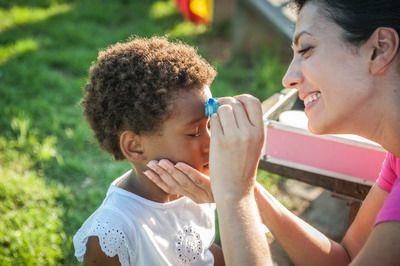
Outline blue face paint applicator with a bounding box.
[205,98,219,117]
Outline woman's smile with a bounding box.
[304,91,321,113]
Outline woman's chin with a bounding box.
[308,121,328,135]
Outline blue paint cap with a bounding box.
[205,97,219,117]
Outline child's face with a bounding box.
[142,86,212,174]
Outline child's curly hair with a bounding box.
[81,36,217,160]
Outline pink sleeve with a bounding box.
[376,153,397,192]
[376,177,400,225]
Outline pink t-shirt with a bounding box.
[375,152,400,225]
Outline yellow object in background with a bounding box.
[189,0,213,23]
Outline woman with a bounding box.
[144,0,400,265]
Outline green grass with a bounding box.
[0,0,286,264]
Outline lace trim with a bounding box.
[75,218,130,266]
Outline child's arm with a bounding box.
[210,243,225,266]
[83,236,121,266]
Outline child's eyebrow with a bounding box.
[184,117,204,126]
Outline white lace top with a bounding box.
[73,171,216,266]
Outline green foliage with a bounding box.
[0,3,72,32]
[0,118,65,265]
[213,48,286,99]
[0,0,286,264]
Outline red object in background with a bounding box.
[175,0,213,24]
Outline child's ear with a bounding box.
[119,130,146,162]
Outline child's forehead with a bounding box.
[168,87,211,124]
[173,86,211,106]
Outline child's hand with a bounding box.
[144,160,214,203]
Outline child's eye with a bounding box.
[187,128,200,137]
[187,133,201,137]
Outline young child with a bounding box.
[73,37,223,265]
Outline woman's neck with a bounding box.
[372,116,400,157]
[358,81,400,156]
[116,166,180,203]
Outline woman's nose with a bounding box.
[282,58,303,88]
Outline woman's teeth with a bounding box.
[304,92,321,107]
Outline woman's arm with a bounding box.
[209,95,272,265]
[342,185,388,258]
[215,192,271,265]
[146,153,388,265]
[351,222,400,265]
[254,183,388,265]
[351,175,400,265]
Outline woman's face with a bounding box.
[282,2,375,135]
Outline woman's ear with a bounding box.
[368,27,399,75]
[119,130,146,162]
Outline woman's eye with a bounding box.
[298,47,312,56]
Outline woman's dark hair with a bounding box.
[292,0,400,47]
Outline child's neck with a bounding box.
[117,166,180,203]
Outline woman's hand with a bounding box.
[210,94,265,200]
[144,159,214,203]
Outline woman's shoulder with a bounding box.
[383,152,400,178]
[391,153,400,174]
[376,152,400,192]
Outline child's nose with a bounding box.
[202,130,210,153]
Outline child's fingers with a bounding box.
[158,160,209,202]
[175,163,214,202]
[147,160,182,194]
[149,159,214,203]
[143,169,172,194]
[159,160,197,191]
[175,163,210,188]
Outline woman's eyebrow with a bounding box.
[292,30,313,46]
